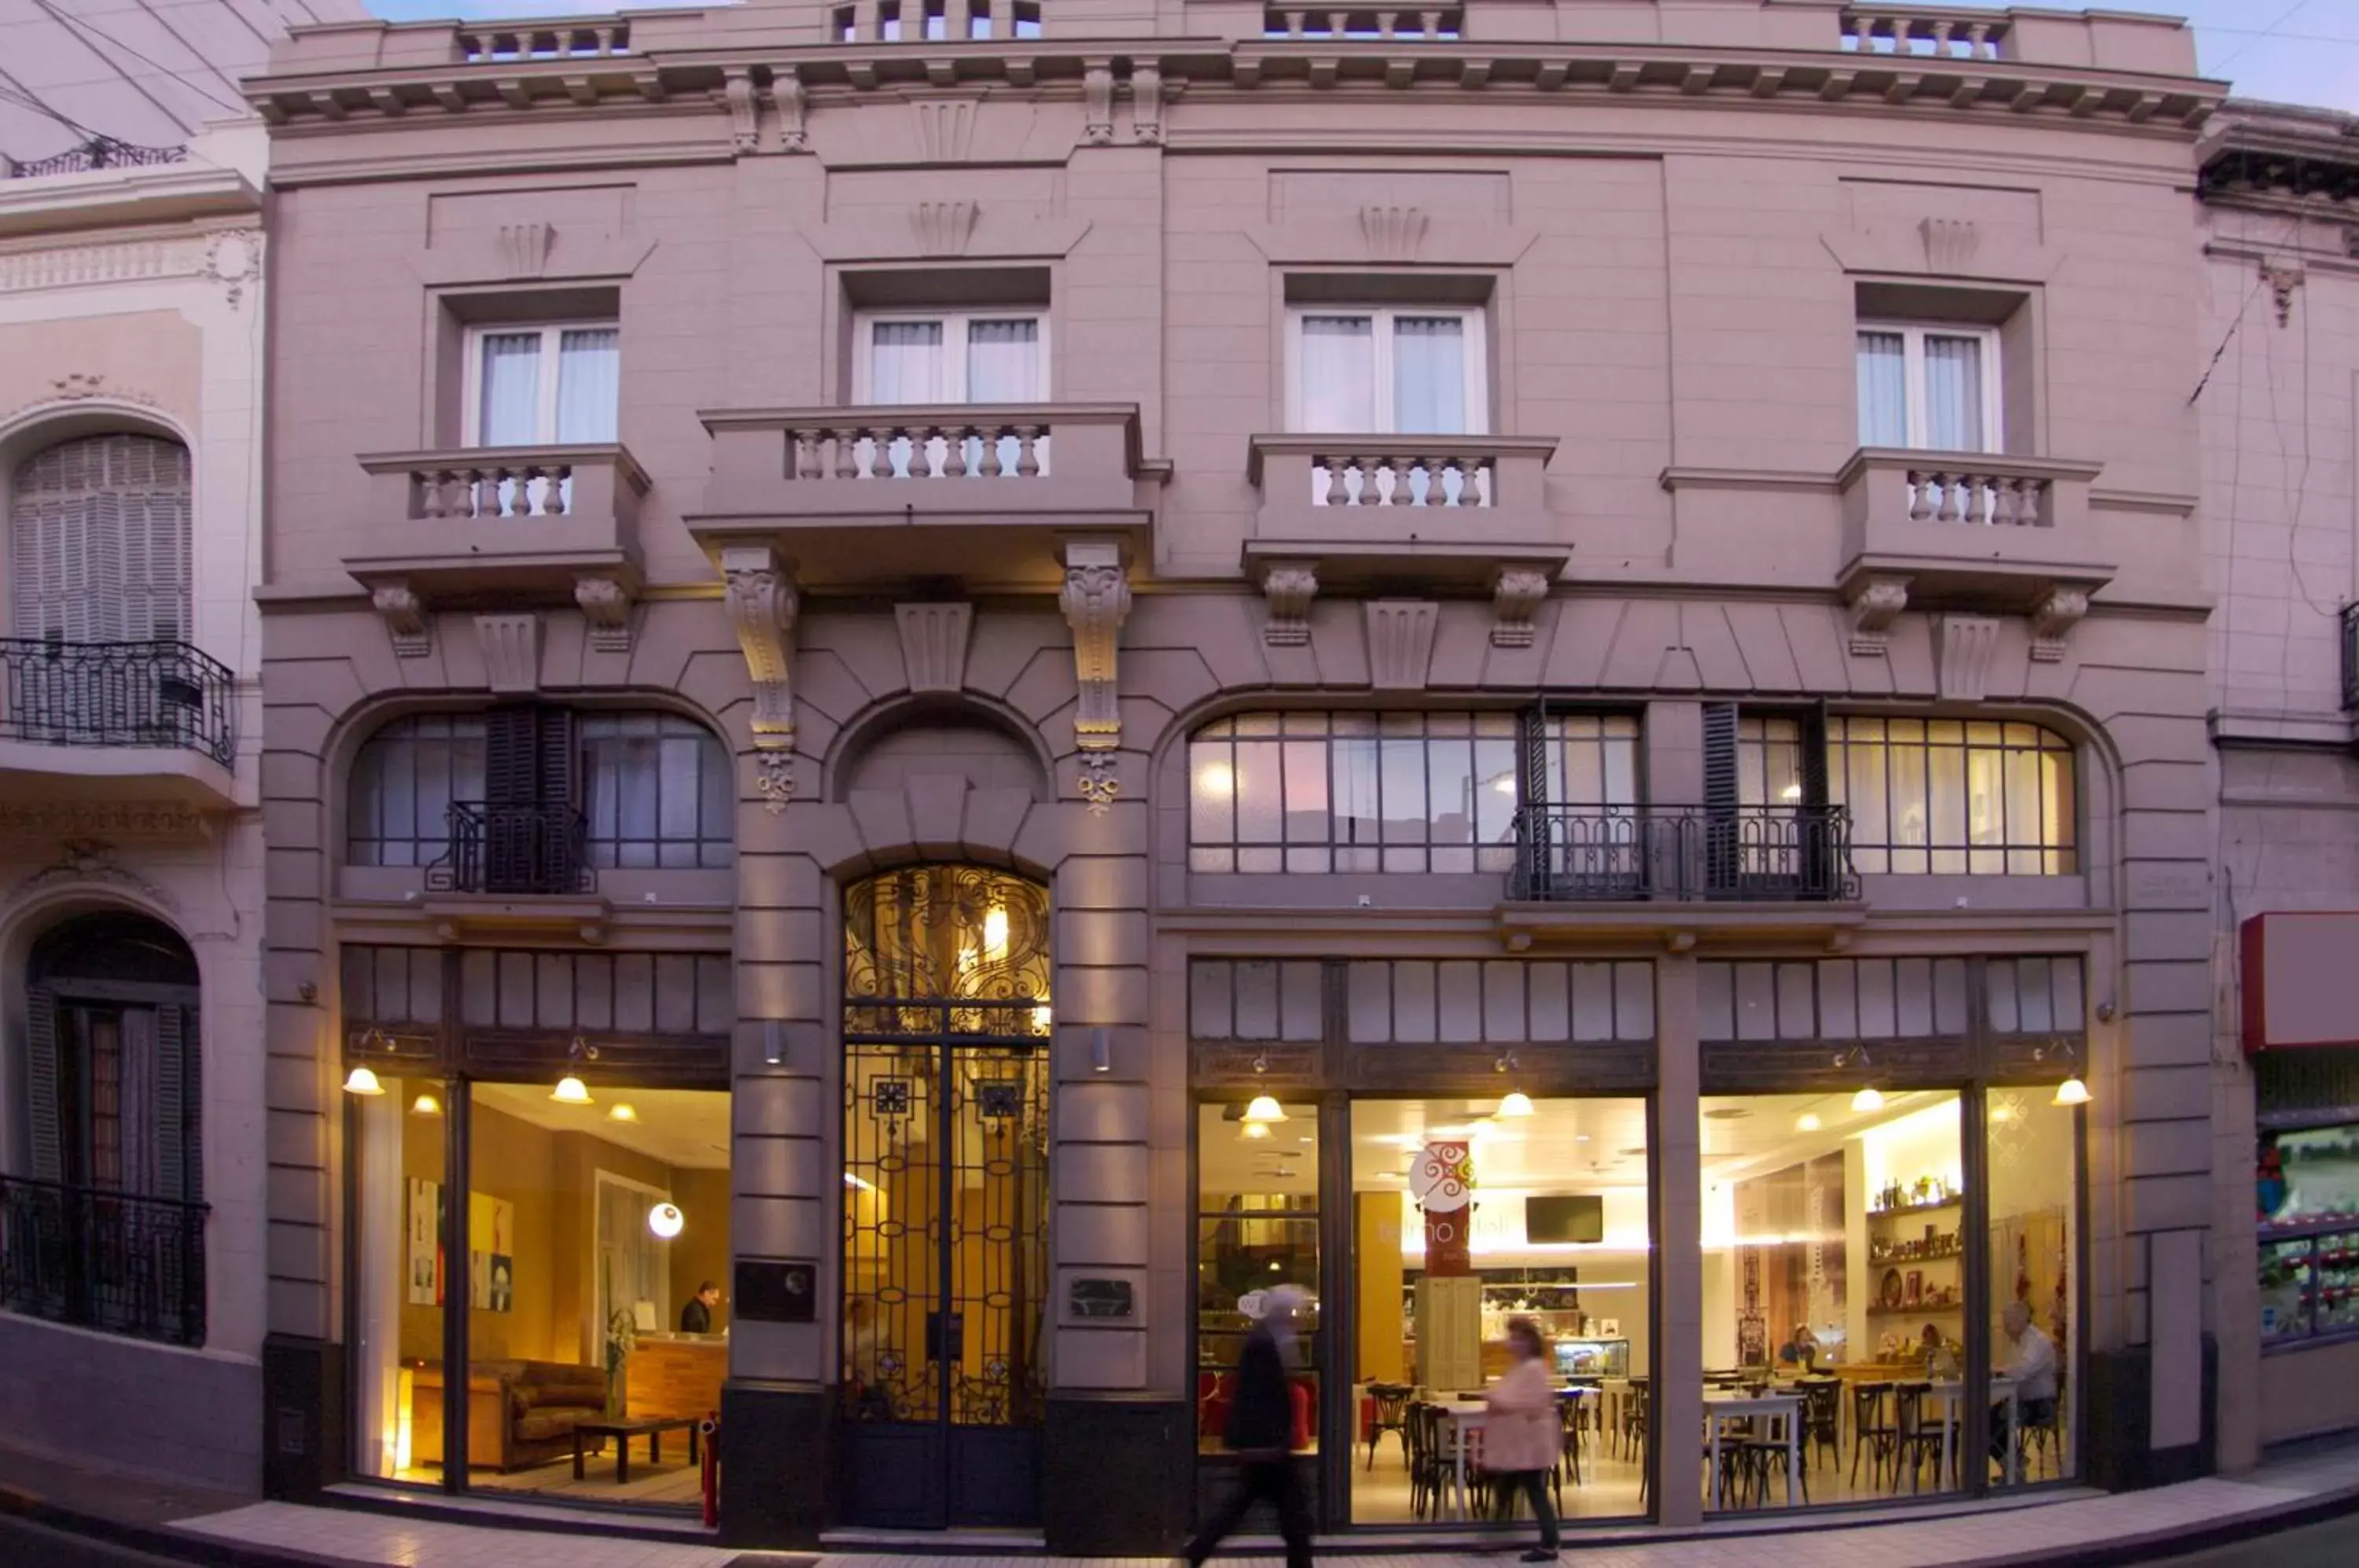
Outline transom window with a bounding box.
[1831,717,2076,875]
[466,323,620,446]
[348,709,733,870]
[1857,323,2000,452]
[1286,307,1486,434]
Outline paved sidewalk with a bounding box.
[8,1437,2359,1568]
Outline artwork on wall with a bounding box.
[469,1192,516,1314]
[407,1179,443,1307]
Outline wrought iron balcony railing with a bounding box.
[2,136,188,180]
[0,639,236,767]
[2342,603,2359,714]
[1510,804,1860,904]
[427,801,594,896]
[0,1176,207,1347]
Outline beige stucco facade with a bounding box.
[248,1,2240,1545]
[0,119,271,1490]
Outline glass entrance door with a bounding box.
[839,866,1052,1529]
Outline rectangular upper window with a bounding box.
[466,323,619,446]
[1856,323,2000,453]
[1286,307,1487,434]
[854,310,1048,404]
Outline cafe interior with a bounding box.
[1197,1081,2077,1523]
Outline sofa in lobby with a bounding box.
[411,1360,610,1472]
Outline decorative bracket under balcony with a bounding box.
[722,543,798,750]
[1060,539,1129,753]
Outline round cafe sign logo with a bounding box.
[1409,1140,1475,1213]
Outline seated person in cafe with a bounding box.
[1990,1301,2059,1467]
[680,1281,722,1334]
[1778,1323,1820,1371]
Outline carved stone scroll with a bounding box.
[1061,539,1130,750]
[1490,566,1551,648]
[1846,574,1910,657]
[1258,561,1317,647]
[723,544,799,747]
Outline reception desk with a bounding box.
[627,1333,727,1424]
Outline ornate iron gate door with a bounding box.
[840,867,1051,1529]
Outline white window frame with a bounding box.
[851,308,1052,404]
[1283,304,1489,435]
[462,321,617,447]
[1856,320,2002,454]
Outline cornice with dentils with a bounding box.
[245,36,2221,135]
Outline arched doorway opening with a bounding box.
[6,911,205,1345]
[839,864,1051,1529]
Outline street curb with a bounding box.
[0,1480,370,1568]
[1963,1481,2359,1568]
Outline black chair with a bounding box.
[1620,1378,1651,1463]
[1851,1381,1897,1490]
[2016,1370,2066,1481]
[1555,1393,1583,1489]
[1366,1382,1414,1471]
[1890,1382,1948,1494]
[1800,1378,1842,1471]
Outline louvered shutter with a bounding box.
[1516,701,1551,897]
[9,435,191,649]
[1702,702,1739,896]
[1799,700,1833,896]
[24,983,64,1182]
[535,708,580,890]
[153,1003,198,1205]
[482,706,579,891]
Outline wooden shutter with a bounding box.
[154,1003,199,1205]
[1516,701,1552,897]
[1702,702,1740,896]
[483,705,577,891]
[9,436,191,646]
[24,983,64,1182]
[1800,700,1833,896]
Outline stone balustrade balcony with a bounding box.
[1243,433,1566,591]
[1837,447,2111,610]
[344,444,649,607]
[690,403,1155,589]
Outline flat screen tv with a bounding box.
[1525,1194,1604,1244]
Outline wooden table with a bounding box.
[1702,1390,1801,1509]
[571,1415,699,1484]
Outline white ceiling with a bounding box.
[472,1082,733,1171]
[1197,1091,1960,1201]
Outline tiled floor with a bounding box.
[157,1437,2359,1568]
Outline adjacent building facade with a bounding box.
[243,0,2234,1548]
[2199,102,2359,1464]
[0,0,360,1494]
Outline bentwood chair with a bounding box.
[1851,1382,1897,1491]
[1366,1382,1414,1471]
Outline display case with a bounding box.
[2260,1219,2359,1345]
[1552,1337,1631,1378]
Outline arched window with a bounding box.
[10,434,193,642]
[348,708,734,878]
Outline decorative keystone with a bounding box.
[1366,601,1441,691]
[1936,615,2002,702]
[474,613,542,694]
[896,602,973,693]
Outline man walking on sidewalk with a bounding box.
[1184,1284,1312,1568]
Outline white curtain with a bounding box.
[967,318,1042,474]
[1923,333,1985,451]
[1297,315,1375,431]
[555,329,620,443]
[1857,331,1907,447]
[1392,316,1468,436]
[869,322,945,476]
[475,333,543,446]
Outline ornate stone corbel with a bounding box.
[1845,574,1910,657]
[771,67,809,152]
[1258,561,1318,646]
[373,583,430,658]
[575,575,635,653]
[1131,64,1165,144]
[1490,566,1551,648]
[722,544,799,747]
[474,613,542,694]
[1935,614,2002,702]
[2029,585,2090,662]
[1083,61,1116,145]
[723,69,760,153]
[1060,539,1130,751]
[754,750,796,816]
[2263,259,2305,327]
[896,602,973,692]
[1076,753,1121,817]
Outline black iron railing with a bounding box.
[0,639,236,766]
[0,1176,207,1347]
[3,137,188,179]
[2342,604,2359,713]
[1510,804,1860,903]
[428,801,594,895]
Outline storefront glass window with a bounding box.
[1196,1101,1321,1459]
[2260,1122,2359,1345]
[1345,1097,1651,1525]
[352,1072,448,1485]
[1985,1086,2077,1483]
[1699,1091,1966,1507]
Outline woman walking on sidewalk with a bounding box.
[1485,1316,1562,1563]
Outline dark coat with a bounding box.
[680,1297,713,1334]
[1222,1323,1294,1454]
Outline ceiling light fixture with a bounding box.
[1493,1053,1535,1118]
[2033,1036,2092,1109]
[551,1076,594,1106]
[1795,1111,1822,1133]
[1242,1095,1286,1125]
[608,1103,639,1123]
[342,1066,385,1097]
[1242,1121,1272,1140]
[1851,1087,1886,1113]
[410,1092,442,1117]
[647,1202,684,1240]
[2053,1077,2092,1108]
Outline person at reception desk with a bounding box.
[680,1281,721,1334]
